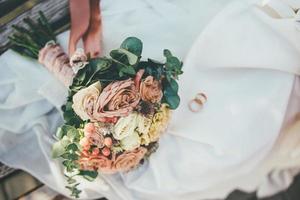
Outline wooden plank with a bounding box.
[18,185,68,200]
[0,0,69,54]
[0,171,42,200]
[0,0,28,17]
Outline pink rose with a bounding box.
[140,76,163,103]
[113,147,147,172]
[93,79,140,120]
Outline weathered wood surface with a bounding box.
[0,0,70,178]
[0,0,70,54]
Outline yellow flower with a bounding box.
[136,114,152,135]
[140,133,151,146]
[135,114,153,145]
[148,104,171,142]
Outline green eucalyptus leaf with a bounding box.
[120,65,136,75]
[119,48,139,65]
[52,141,66,158]
[79,170,98,181]
[110,49,128,64]
[165,56,181,71]
[163,49,184,79]
[164,92,180,109]
[141,60,164,80]
[148,58,165,66]
[67,177,77,184]
[89,57,112,72]
[68,153,79,161]
[118,70,124,77]
[52,136,71,158]
[67,143,79,151]
[163,79,180,109]
[56,125,75,139]
[168,78,179,93]
[110,48,139,66]
[61,136,72,146]
[67,127,79,141]
[120,37,143,56]
[163,49,172,58]
[74,70,86,83]
[63,102,83,128]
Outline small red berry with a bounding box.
[92,148,100,156]
[102,147,111,157]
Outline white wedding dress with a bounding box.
[1,0,300,199]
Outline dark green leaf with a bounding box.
[67,177,77,184]
[162,78,180,109]
[110,48,139,66]
[79,170,98,181]
[67,143,79,151]
[168,78,179,93]
[56,124,77,139]
[163,49,172,58]
[67,153,79,161]
[163,92,180,109]
[120,65,136,75]
[52,141,66,158]
[89,57,112,72]
[165,56,181,71]
[120,37,143,56]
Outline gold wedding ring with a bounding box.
[188,92,207,113]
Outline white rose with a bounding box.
[120,131,141,151]
[113,113,138,140]
[72,82,102,120]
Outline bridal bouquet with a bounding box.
[9,12,183,197]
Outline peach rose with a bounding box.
[140,76,163,103]
[88,132,105,148]
[79,155,116,174]
[80,123,109,149]
[93,79,140,120]
[113,147,147,172]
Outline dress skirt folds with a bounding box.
[1,0,300,199]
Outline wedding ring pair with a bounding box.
[188,93,207,113]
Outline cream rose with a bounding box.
[72,82,102,120]
[113,113,138,140]
[113,147,147,172]
[120,131,141,151]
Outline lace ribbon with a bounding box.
[38,43,74,87]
